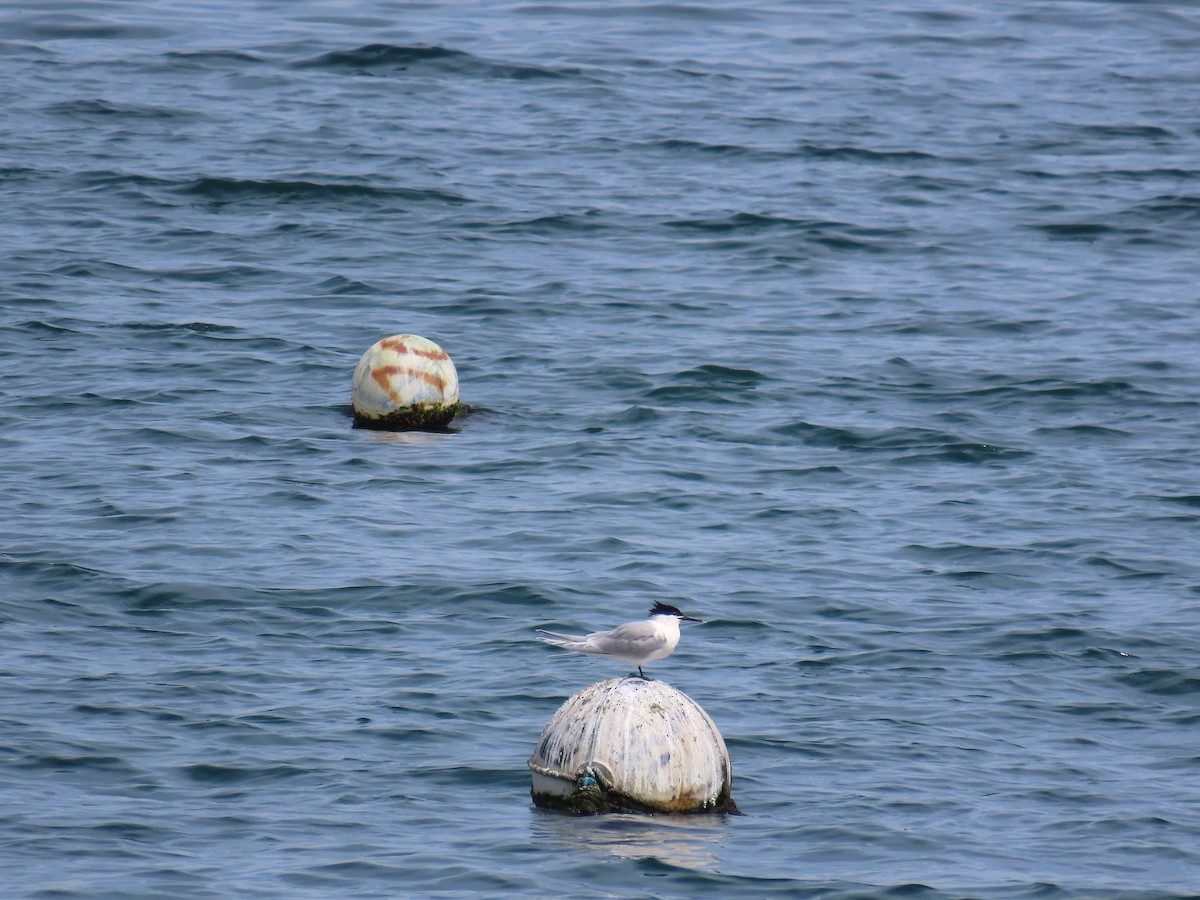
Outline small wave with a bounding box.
[1128,194,1200,223]
[0,164,41,185]
[296,43,567,80]
[1033,195,1200,244]
[937,377,1150,411]
[10,318,86,337]
[1032,424,1132,442]
[86,820,172,842]
[122,321,240,335]
[2,17,170,41]
[767,420,866,448]
[1119,668,1200,697]
[643,138,795,161]
[173,176,468,206]
[70,169,467,208]
[767,420,1022,461]
[1036,222,1119,240]
[306,860,420,881]
[514,3,755,23]
[72,169,176,197]
[636,364,767,407]
[665,363,767,387]
[798,143,944,164]
[1084,555,1174,579]
[1107,167,1200,181]
[961,317,1053,336]
[124,581,245,612]
[161,49,266,68]
[179,763,312,784]
[642,385,744,404]
[1017,166,1200,183]
[49,258,148,280]
[488,211,612,235]
[982,626,1100,652]
[298,43,468,69]
[15,753,141,776]
[313,275,384,295]
[654,138,754,155]
[667,212,817,233]
[663,212,914,252]
[1020,378,1142,399]
[1074,123,1178,142]
[449,583,558,608]
[903,541,1070,564]
[0,555,111,587]
[606,405,663,426]
[46,98,191,120]
[1156,494,1200,509]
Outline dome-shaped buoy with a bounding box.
[351,334,462,430]
[529,678,737,815]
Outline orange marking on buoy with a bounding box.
[371,368,402,404]
[380,338,448,361]
[371,365,445,403]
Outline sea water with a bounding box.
[2,1,1199,896]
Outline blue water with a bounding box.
[3,1,1200,896]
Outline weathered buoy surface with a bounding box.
[529,678,737,815]
[351,334,462,430]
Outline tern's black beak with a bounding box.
[680,614,704,624]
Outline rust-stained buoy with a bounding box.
[351,334,462,430]
[529,678,738,815]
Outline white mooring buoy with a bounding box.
[529,677,738,815]
[351,334,462,430]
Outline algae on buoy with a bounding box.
[529,677,738,815]
[351,334,462,430]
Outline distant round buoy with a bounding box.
[529,678,737,815]
[351,334,462,430]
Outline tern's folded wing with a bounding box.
[590,622,667,654]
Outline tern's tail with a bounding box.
[536,628,587,646]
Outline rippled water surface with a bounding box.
[3,1,1200,897]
